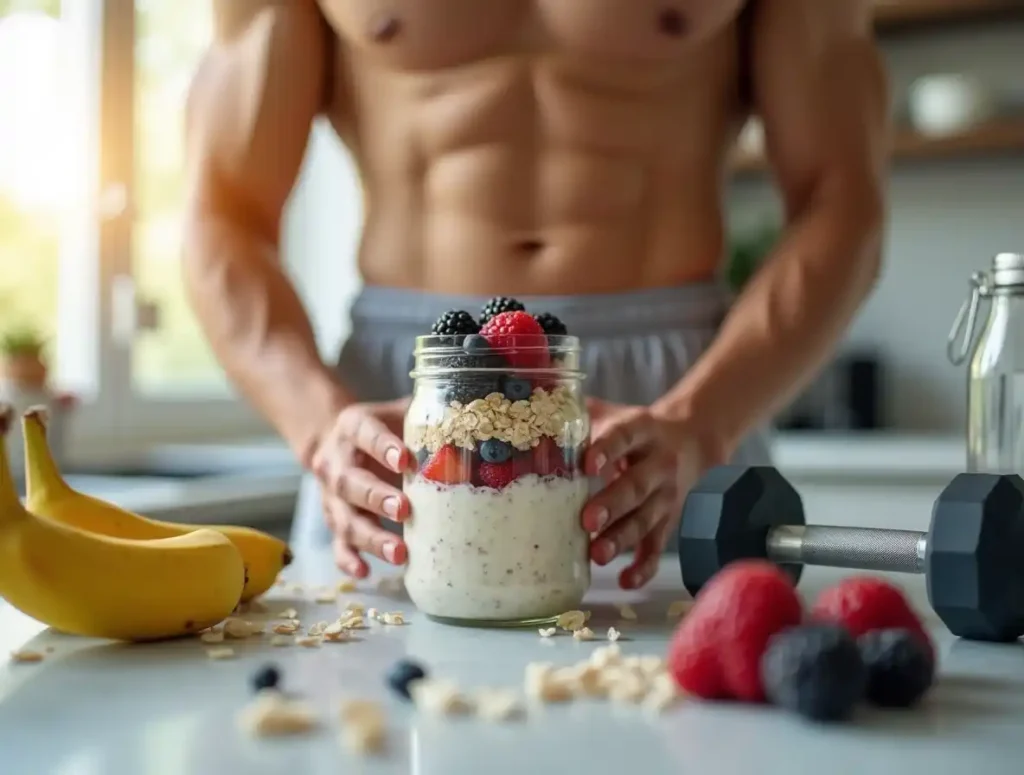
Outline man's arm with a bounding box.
[654,0,889,462]
[183,0,352,466]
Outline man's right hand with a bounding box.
[311,398,414,578]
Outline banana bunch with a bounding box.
[0,404,244,641]
[21,407,292,603]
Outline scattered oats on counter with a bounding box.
[643,673,684,714]
[339,700,387,754]
[314,590,337,604]
[607,627,621,642]
[367,608,379,620]
[410,679,473,716]
[239,690,318,737]
[272,622,300,635]
[295,636,322,648]
[323,622,352,642]
[308,621,329,637]
[343,602,365,616]
[538,627,557,638]
[223,619,263,639]
[278,608,299,620]
[337,579,358,593]
[666,600,692,619]
[339,615,366,630]
[524,662,573,703]
[617,604,638,621]
[380,612,405,626]
[607,673,648,705]
[638,655,665,676]
[206,647,236,660]
[270,635,293,647]
[474,689,525,722]
[9,650,43,664]
[200,629,225,644]
[572,627,596,641]
[590,644,622,670]
[556,610,587,632]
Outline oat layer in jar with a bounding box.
[404,303,590,625]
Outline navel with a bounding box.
[369,13,401,43]
[514,239,546,255]
[656,7,688,37]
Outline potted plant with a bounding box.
[0,324,49,391]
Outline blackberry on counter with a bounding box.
[534,312,568,337]
[479,296,526,326]
[858,628,935,708]
[431,309,480,340]
[762,624,866,723]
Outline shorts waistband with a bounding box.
[349,282,732,338]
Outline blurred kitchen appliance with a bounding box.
[776,351,886,432]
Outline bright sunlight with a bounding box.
[0,11,83,213]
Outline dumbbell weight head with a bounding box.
[927,473,1024,642]
[678,466,805,597]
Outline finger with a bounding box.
[337,407,412,474]
[619,521,672,589]
[590,492,671,565]
[332,534,368,578]
[332,467,410,522]
[581,454,666,532]
[345,510,408,566]
[584,413,655,476]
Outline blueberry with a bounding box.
[762,624,866,723]
[251,664,281,693]
[463,334,491,355]
[501,376,532,401]
[858,628,935,708]
[479,439,512,464]
[387,659,427,701]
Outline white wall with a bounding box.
[283,24,1024,431]
[730,23,1024,432]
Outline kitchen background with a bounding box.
[0,0,1022,540]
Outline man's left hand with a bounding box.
[582,398,705,590]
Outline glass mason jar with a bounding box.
[948,252,1024,473]
[403,332,590,626]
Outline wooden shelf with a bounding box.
[731,118,1024,175]
[873,0,1024,31]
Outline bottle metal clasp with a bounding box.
[947,271,992,366]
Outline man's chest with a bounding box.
[317,0,748,72]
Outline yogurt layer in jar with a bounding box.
[403,309,590,625]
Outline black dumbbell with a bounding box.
[678,466,1024,643]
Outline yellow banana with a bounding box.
[21,407,292,603]
[0,405,245,641]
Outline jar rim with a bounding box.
[413,334,580,352]
[410,333,584,379]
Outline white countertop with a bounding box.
[2,550,1022,775]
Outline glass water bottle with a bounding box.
[948,252,1024,473]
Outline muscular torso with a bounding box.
[316,0,751,295]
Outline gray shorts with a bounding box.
[291,282,774,548]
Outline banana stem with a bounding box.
[0,404,25,526]
[22,409,72,500]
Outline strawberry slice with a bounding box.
[532,437,572,478]
[478,460,519,490]
[420,445,471,484]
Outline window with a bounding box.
[0,0,268,455]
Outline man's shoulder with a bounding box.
[210,0,324,42]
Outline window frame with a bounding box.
[59,0,269,457]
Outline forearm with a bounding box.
[654,191,884,463]
[183,213,353,466]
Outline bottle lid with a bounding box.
[992,253,1024,287]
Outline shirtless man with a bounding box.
[183,0,888,590]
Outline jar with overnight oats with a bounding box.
[403,301,590,626]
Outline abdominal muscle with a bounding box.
[337,50,739,295]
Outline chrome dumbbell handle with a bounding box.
[766,525,928,575]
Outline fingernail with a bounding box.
[383,497,400,517]
[594,453,607,474]
[385,448,402,471]
[383,542,398,563]
[593,507,609,532]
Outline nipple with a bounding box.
[369,13,401,43]
[657,7,688,37]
